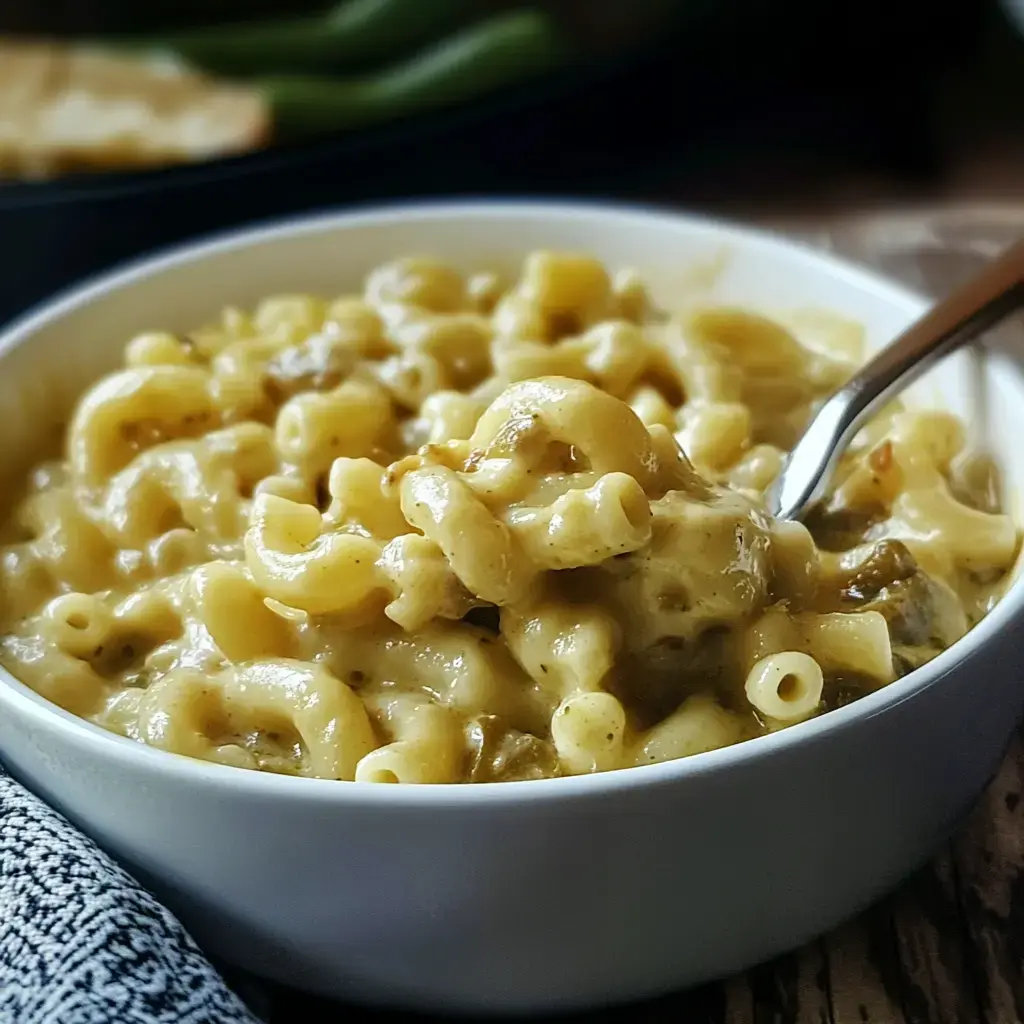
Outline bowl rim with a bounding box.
[1,197,1020,807]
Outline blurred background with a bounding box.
[1,0,1023,323]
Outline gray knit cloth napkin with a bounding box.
[0,767,262,1024]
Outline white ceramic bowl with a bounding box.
[1,203,1022,1015]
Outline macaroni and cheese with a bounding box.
[0,252,1017,783]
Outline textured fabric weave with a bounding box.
[0,768,260,1024]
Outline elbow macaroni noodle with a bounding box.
[0,252,1018,782]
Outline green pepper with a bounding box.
[115,0,482,76]
[262,9,569,140]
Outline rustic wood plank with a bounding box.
[721,972,755,1024]
[824,908,906,1024]
[951,727,1024,1024]
[745,944,832,1024]
[884,850,983,1024]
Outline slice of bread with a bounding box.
[0,40,270,179]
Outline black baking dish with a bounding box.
[0,0,988,324]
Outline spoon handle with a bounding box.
[768,238,1024,522]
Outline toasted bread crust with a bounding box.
[0,41,270,179]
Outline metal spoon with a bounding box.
[766,237,1024,522]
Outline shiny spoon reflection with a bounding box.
[767,237,1024,523]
